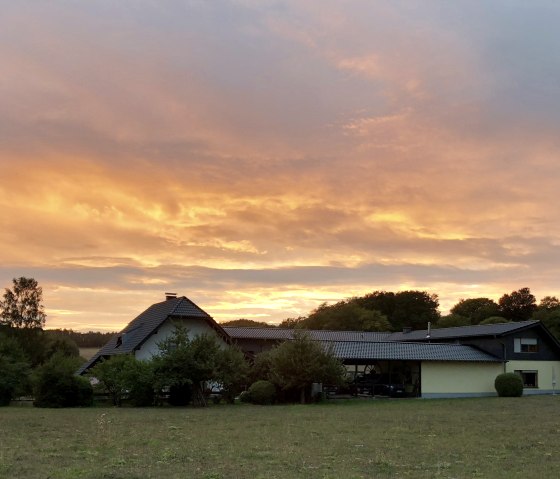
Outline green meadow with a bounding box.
[1,396,559,479]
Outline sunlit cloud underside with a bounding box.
[2,1,560,330]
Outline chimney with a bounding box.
[165,292,177,301]
[402,326,412,334]
[426,322,431,340]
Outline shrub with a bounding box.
[33,353,93,407]
[245,380,276,405]
[0,335,31,406]
[90,354,154,406]
[495,373,523,397]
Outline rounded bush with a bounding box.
[495,373,523,397]
[246,380,276,405]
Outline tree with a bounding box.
[389,291,440,331]
[355,291,397,319]
[301,300,391,332]
[498,288,537,322]
[435,314,471,329]
[265,331,346,404]
[0,335,31,406]
[355,290,440,331]
[479,316,510,325]
[90,354,154,406]
[215,345,249,403]
[0,277,46,329]
[44,336,80,360]
[538,296,560,311]
[33,353,93,408]
[450,298,501,324]
[278,317,305,329]
[152,325,222,407]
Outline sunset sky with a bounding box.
[2,1,560,331]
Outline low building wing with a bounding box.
[328,341,502,362]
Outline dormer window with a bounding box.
[514,338,538,353]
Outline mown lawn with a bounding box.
[1,396,559,479]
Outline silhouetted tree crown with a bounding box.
[0,277,46,329]
[498,287,537,322]
[450,298,500,324]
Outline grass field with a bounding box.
[1,396,559,479]
[79,348,100,361]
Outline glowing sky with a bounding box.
[2,1,560,331]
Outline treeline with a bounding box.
[233,288,560,340]
[47,329,115,348]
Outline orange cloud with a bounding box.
[2,1,560,330]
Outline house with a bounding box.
[78,293,230,375]
[387,320,560,396]
[81,294,560,398]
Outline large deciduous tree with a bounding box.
[498,287,537,322]
[450,298,501,324]
[303,300,391,332]
[356,290,440,331]
[533,296,560,340]
[0,277,46,329]
[265,331,346,404]
[389,291,440,331]
[152,325,242,407]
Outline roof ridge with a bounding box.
[222,326,391,333]
[408,319,539,334]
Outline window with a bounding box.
[514,338,538,353]
[515,370,538,388]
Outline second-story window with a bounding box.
[514,338,538,353]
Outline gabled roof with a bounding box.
[328,341,502,362]
[223,327,391,342]
[386,320,541,342]
[78,296,228,374]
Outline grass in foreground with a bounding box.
[1,396,559,478]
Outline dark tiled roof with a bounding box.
[78,296,224,374]
[328,341,502,362]
[387,320,540,342]
[223,327,392,342]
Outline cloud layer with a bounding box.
[2,1,560,330]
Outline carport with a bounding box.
[327,340,503,398]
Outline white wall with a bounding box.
[134,318,226,361]
[421,361,504,398]
[505,360,560,394]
